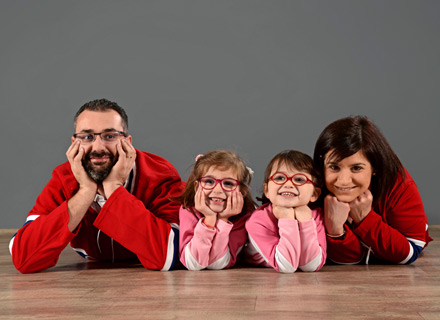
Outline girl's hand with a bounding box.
[194,185,217,227]
[218,190,244,222]
[349,190,373,225]
[272,205,295,220]
[324,194,350,236]
[294,205,313,222]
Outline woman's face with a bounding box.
[324,150,373,203]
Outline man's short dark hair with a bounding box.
[74,99,129,132]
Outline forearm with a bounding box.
[207,219,234,269]
[273,219,302,272]
[94,187,180,270]
[327,225,366,264]
[353,211,423,264]
[298,219,326,271]
[10,202,77,273]
[67,187,95,232]
[247,218,301,273]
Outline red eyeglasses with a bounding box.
[269,172,315,186]
[198,177,241,192]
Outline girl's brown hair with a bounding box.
[313,115,405,210]
[175,150,256,217]
[259,150,322,207]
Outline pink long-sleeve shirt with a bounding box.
[245,204,326,273]
[179,207,250,270]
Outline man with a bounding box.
[10,99,184,273]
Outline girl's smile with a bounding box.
[199,167,239,213]
[264,162,318,208]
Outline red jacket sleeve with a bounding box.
[93,186,179,270]
[10,165,79,273]
[327,170,431,264]
[93,151,184,271]
[11,150,185,273]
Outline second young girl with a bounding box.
[177,150,255,270]
[245,150,327,273]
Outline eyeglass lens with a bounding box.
[271,173,310,186]
[200,177,238,191]
[74,132,125,144]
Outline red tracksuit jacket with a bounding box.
[10,149,184,273]
[327,169,432,264]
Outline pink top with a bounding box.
[245,204,327,273]
[179,206,250,270]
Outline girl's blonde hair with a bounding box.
[176,150,256,217]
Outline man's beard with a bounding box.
[82,151,116,183]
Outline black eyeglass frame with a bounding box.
[72,131,127,143]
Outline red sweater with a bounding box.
[10,149,184,273]
[327,169,432,264]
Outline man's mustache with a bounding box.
[83,151,115,163]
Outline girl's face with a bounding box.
[264,162,319,208]
[324,150,373,203]
[196,166,240,213]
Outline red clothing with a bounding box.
[327,169,432,264]
[10,149,184,273]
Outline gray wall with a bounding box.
[1,1,439,228]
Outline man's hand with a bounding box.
[66,140,97,193]
[218,190,244,222]
[66,140,97,232]
[324,194,350,236]
[102,139,136,199]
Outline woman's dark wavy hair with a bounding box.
[258,150,322,209]
[174,150,256,219]
[313,116,405,210]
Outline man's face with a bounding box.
[72,110,132,183]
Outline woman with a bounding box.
[313,116,431,264]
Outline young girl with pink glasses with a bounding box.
[245,150,327,273]
[176,150,255,270]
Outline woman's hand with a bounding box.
[349,190,373,225]
[324,194,350,235]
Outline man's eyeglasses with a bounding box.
[198,177,241,192]
[73,131,127,144]
[269,172,315,186]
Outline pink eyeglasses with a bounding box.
[198,177,241,192]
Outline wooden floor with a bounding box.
[1,228,439,320]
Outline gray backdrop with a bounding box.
[1,1,439,228]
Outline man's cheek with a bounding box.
[81,145,93,159]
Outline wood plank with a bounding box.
[1,226,438,319]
